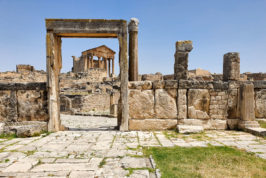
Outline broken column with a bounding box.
[223,52,240,81]
[128,18,139,81]
[238,83,260,129]
[174,41,193,80]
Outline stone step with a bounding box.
[238,120,260,129]
[245,127,266,137]
[177,125,204,134]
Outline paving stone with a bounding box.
[2,162,32,172]
[121,157,148,168]
[69,170,95,177]
[130,169,150,178]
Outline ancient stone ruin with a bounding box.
[0,18,265,137]
[72,45,115,78]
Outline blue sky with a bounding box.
[0,0,265,75]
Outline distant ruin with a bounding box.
[72,45,115,78]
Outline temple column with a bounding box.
[108,59,111,77]
[91,55,94,68]
[98,56,101,68]
[87,55,91,69]
[112,58,115,76]
[128,18,139,81]
[84,55,88,72]
[223,52,240,81]
[105,58,108,73]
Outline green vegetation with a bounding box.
[144,146,266,178]
[258,120,266,129]
[99,157,107,168]
[0,133,17,140]
[125,167,155,177]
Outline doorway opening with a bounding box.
[46,19,129,132]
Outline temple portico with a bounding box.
[72,45,115,77]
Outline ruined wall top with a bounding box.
[16,65,35,73]
[176,41,193,52]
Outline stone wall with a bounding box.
[60,81,120,116]
[128,80,266,130]
[0,82,48,136]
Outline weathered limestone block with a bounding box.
[0,90,17,122]
[178,119,227,130]
[4,121,47,137]
[153,80,165,89]
[129,90,155,119]
[17,90,48,122]
[155,89,177,119]
[209,91,228,119]
[255,89,266,118]
[177,89,187,119]
[174,41,193,80]
[141,73,163,81]
[188,89,210,119]
[129,119,177,130]
[177,125,204,134]
[223,52,240,81]
[240,83,255,121]
[165,80,178,89]
[253,81,266,89]
[81,93,110,114]
[128,81,153,90]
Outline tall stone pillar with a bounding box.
[238,83,260,129]
[223,52,240,81]
[128,18,139,81]
[174,41,193,80]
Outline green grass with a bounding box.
[144,146,266,178]
[0,133,17,140]
[258,120,266,129]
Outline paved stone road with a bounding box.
[0,116,265,177]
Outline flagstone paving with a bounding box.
[0,116,265,177]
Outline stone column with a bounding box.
[98,56,101,68]
[112,58,115,76]
[223,52,240,81]
[108,59,111,77]
[238,83,259,129]
[128,18,139,81]
[91,55,94,68]
[46,32,64,132]
[174,41,193,80]
[88,55,91,69]
[84,55,88,72]
[105,58,108,73]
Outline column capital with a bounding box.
[128,18,139,32]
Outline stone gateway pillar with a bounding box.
[174,41,193,80]
[223,52,240,81]
[128,18,139,81]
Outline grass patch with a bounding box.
[258,120,266,129]
[0,133,17,140]
[144,146,266,178]
[99,157,107,168]
[125,167,155,176]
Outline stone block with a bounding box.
[240,83,255,121]
[129,90,155,119]
[178,119,227,130]
[177,125,204,134]
[141,73,163,81]
[129,119,177,130]
[17,90,48,122]
[0,90,17,122]
[153,80,165,89]
[255,89,266,118]
[188,89,210,119]
[227,119,239,130]
[177,89,187,119]
[128,81,153,90]
[155,89,177,119]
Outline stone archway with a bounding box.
[45,19,129,132]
